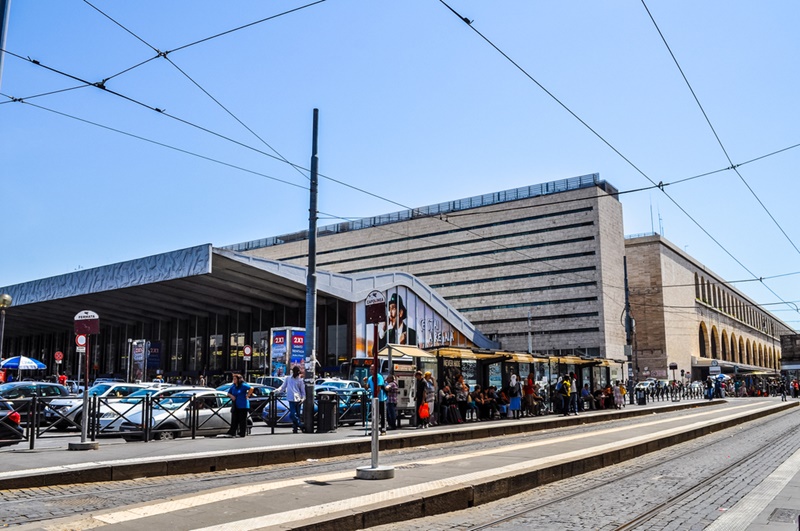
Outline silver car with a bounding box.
[118,390,246,441]
[97,386,207,435]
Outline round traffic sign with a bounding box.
[75,334,87,347]
[54,351,64,361]
[243,345,252,356]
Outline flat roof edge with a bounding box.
[0,244,213,306]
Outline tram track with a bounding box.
[461,407,800,531]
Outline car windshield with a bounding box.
[0,384,36,398]
[119,389,158,403]
[153,395,192,410]
[88,384,112,396]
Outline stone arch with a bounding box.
[698,322,710,358]
[738,336,745,365]
[757,344,763,367]
[745,339,751,365]
[710,326,720,360]
[721,330,729,361]
[768,347,774,369]
[730,333,738,364]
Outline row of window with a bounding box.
[281,206,595,262]
[471,312,600,326]
[698,322,779,369]
[459,296,598,314]
[445,281,597,301]
[429,267,597,289]
[694,273,784,336]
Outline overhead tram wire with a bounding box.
[0,84,92,104]
[7,6,798,316]
[14,99,307,191]
[437,0,800,318]
[83,0,312,183]
[641,0,800,258]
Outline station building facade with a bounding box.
[0,245,495,384]
[624,234,793,381]
[227,173,629,361]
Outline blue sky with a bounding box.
[1,1,799,330]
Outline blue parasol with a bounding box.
[0,356,47,370]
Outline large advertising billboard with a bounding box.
[354,287,472,358]
[270,327,305,376]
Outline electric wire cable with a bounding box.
[641,0,800,258]
[437,0,800,318]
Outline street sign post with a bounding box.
[357,290,394,480]
[72,311,99,451]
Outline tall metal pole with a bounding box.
[303,108,319,433]
[0,0,12,90]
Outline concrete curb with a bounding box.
[283,401,798,531]
[0,399,728,490]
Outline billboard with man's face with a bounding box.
[354,287,473,358]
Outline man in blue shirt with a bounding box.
[224,374,253,438]
[366,368,387,435]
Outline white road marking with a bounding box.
[39,402,773,530]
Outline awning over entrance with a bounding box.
[692,356,776,375]
[377,345,436,359]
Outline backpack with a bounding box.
[509,383,519,397]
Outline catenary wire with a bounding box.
[11,98,307,191]
[436,0,800,318]
[641,0,800,258]
[5,7,797,322]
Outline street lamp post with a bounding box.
[0,293,12,360]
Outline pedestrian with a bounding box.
[385,374,399,430]
[414,370,428,428]
[424,371,437,426]
[222,373,253,438]
[613,380,624,409]
[569,372,579,415]
[366,368,387,435]
[508,374,522,419]
[277,365,306,433]
[199,373,206,387]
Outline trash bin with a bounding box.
[317,391,338,433]
[636,390,646,405]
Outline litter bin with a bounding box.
[317,391,338,433]
[636,389,646,405]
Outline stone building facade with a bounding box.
[227,174,628,360]
[624,234,792,381]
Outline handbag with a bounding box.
[419,403,430,419]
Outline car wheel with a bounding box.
[154,429,178,441]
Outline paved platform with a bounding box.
[5,398,799,531]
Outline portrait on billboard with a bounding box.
[378,292,417,349]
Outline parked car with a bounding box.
[255,376,285,388]
[47,382,149,430]
[97,386,208,434]
[118,390,249,441]
[0,381,72,424]
[0,400,24,447]
[634,380,655,391]
[315,378,362,392]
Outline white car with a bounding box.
[118,390,247,441]
[46,382,149,430]
[97,386,207,434]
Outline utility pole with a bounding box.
[527,308,532,354]
[623,257,636,404]
[0,0,12,90]
[303,109,319,433]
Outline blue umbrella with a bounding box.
[0,356,47,370]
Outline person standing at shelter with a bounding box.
[223,373,254,438]
[569,372,579,415]
[414,371,428,428]
[508,374,522,419]
[367,368,387,435]
[277,365,306,433]
[385,374,399,430]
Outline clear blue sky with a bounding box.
[1,1,798,330]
